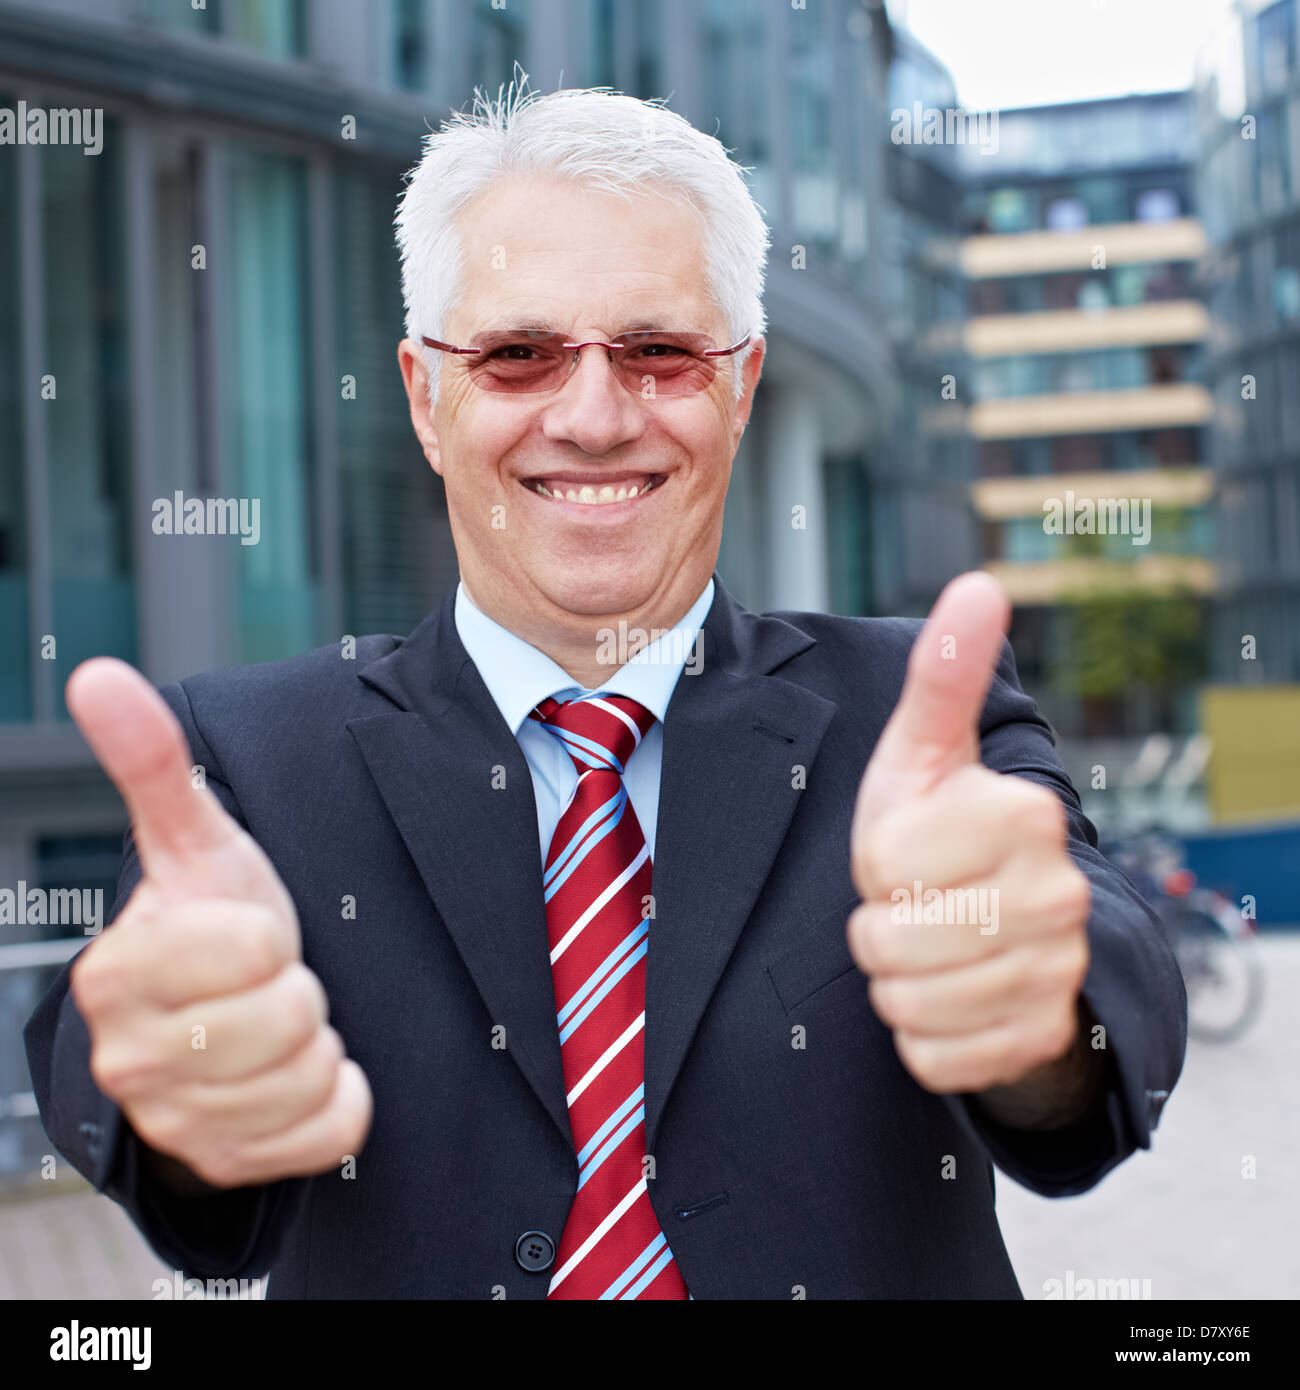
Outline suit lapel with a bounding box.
[346,589,572,1151]
[343,578,838,1163]
[643,583,838,1151]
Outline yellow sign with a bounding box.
[1201,685,1300,824]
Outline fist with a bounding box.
[65,658,372,1189]
[848,573,1091,1096]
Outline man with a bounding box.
[26,83,1185,1299]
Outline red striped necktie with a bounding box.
[527,693,690,1300]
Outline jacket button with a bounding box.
[515,1230,556,1272]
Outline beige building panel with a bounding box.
[970,384,1213,439]
[966,301,1210,356]
[962,218,1206,278]
[971,468,1214,520]
[984,556,1216,603]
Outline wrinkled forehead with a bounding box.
[447,174,720,336]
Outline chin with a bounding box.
[537,560,663,620]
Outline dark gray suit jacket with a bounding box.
[25,574,1187,1298]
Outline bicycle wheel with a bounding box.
[1171,905,1265,1043]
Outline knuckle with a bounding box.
[90,1044,159,1101]
[298,1030,344,1107]
[848,902,890,973]
[70,949,123,1017]
[274,964,327,1046]
[228,907,284,983]
[871,977,914,1029]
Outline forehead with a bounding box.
[449,175,717,331]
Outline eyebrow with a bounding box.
[486,319,686,333]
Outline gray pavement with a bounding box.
[3,933,1298,1300]
[996,931,1300,1300]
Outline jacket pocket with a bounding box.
[765,897,863,1013]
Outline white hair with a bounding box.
[394,71,770,406]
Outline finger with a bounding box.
[861,572,1011,811]
[66,658,240,879]
[849,848,1088,978]
[200,1058,372,1187]
[83,900,300,1014]
[894,1001,1082,1095]
[853,766,1064,900]
[868,937,1087,1038]
[164,1025,346,1143]
[848,894,1006,978]
[99,963,329,1093]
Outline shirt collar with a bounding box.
[454,578,715,735]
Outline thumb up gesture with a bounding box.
[848,573,1093,1100]
[65,658,372,1188]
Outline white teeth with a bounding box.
[531,478,660,503]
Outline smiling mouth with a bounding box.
[523,474,667,506]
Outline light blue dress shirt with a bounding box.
[454,579,715,863]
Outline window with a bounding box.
[0,102,25,720]
[1135,187,1179,223]
[227,0,305,58]
[226,147,315,663]
[42,125,136,715]
[1045,196,1087,232]
[391,0,429,91]
[470,0,528,93]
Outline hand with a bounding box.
[847,573,1093,1099]
[65,658,372,1189]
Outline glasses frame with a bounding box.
[419,328,752,395]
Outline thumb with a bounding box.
[66,657,242,882]
[858,571,1011,818]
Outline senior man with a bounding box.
[26,83,1185,1300]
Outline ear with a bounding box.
[398,339,443,476]
[731,335,765,450]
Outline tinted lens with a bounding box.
[460,330,726,394]
[466,331,569,392]
[614,333,718,395]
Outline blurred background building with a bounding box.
[0,0,909,1185]
[957,92,1215,826]
[1,0,1299,1195]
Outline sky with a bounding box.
[885,0,1239,110]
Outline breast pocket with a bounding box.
[765,896,864,1014]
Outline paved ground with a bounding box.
[3,933,1297,1300]
[996,931,1300,1300]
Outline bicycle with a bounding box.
[1102,829,1265,1043]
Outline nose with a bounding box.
[539,341,646,456]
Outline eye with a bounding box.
[631,340,691,360]
[487,342,543,361]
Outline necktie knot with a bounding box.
[528,694,655,775]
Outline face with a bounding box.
[398,175,764,647]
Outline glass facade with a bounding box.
[42,126,137,717]
[0,99,26,721]
[1197,0,1300,681]
[972,344,1203,400]
[227,148,317,664]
